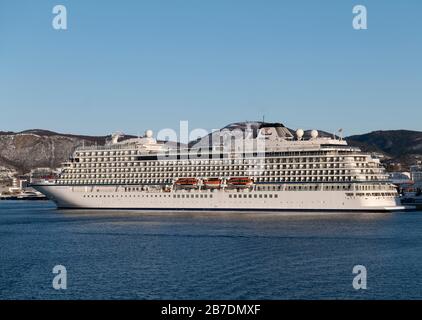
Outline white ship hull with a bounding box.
[33,184,407,212]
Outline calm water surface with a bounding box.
[1,201,422,299]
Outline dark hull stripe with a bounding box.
[55,206,398,213]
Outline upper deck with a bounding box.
[74,124,354,158]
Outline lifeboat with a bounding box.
[175,178,199,188]
[227,177,254,188]
[203,178,222,189]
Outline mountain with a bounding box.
[346,130,422,169]
[1,124,421,176]
[0,130,109,174]
[188,122,422,170]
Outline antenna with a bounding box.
[338,128,343,140]
[262,115,265,123]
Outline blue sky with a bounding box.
[0,0,421,136]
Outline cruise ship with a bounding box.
[32,122,406,212]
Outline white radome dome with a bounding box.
[296,129,304,139]
[145,129,153,138]
[311,130,319,139]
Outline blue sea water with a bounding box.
[1,201,422,300]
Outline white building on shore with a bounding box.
[410,165,422,189]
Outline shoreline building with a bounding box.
[410,164,422,190]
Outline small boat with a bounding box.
[203,178,222,189]
[0,191,48,201]
[175,178,199,188]
[401,191,422,210]
[227,177,253,188]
